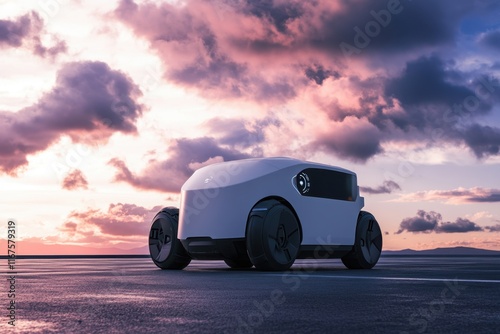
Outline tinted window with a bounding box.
[296,168,355,201]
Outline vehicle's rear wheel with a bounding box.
[342,211,382,269]
[148,207,191,270]
[224,256,254,269]
[246,199,301,271]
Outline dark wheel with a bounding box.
[342,211,382,269]
[224,256,254,269]
[246,199,301,271]
[148,207,191,270]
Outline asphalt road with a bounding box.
[3,256,500,333]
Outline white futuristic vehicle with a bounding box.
[148,157,382,271]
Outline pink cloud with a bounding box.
[395,187,500,204]
[62,169,88,190]
[109,136,251,192]
[113,0,500,163]
[67,203,163,237]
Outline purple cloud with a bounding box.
[462,124,500,158]
[478,29,500,50]
[485,224,500,232]
[109,137,253,192]
[204,116,281,149]
[0,11,66,58]
[0,61,142,174]
[436,218,483,233]
[361,180,401,195]
[311,117,383,162]
[396,210,440,234]
[397,210,484,234]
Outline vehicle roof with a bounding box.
[182,157,357,191]
[205,157,354,174]
[250,157,354,174]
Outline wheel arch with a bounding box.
[246,196,303,244]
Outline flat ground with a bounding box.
[3,256,500,333]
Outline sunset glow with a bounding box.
[1,0,500,254]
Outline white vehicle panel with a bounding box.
[178,157,364,246]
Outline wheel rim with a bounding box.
[266,208,301,265]
[360,217,382,264]
[149,218,174,263]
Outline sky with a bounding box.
[1,0,500,255]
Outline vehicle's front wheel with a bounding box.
[148,207,191,270]
[342,211,382,269]
[246,199,301,271]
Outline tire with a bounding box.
[148,207,191,270]
[342,211,383,269]
[246,199,301,271]
[224,256,254,269]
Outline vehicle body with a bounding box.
[148,157,382,270]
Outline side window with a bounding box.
[295,168,355,201]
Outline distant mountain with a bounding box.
[383,246,500,256]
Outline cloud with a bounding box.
[436,218,483,233]
[60,221,77,233]
[113,0,500,162]
[396,210,440,234]
[462,124,500,158]
[485,224,500,232]
[114,0,464,100]
[395,187,500,204]
[381,56,496,133]
[0,61,142,174]
[0,11,66,58]
[478,29,500,50]
[67,203,163,237]
[396,210,484,234]
[385,56,474,108]
[360,180,401,194]
[311,116,383,162]
[314,57,499,162]
[305,65,339,85]
[109,116,279,192]
[204,116,281,149]
[114,0,300,101]
[109,137,252,192]
[317,56,500,161]
[0,12,32,47]
[62,169,88,190]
